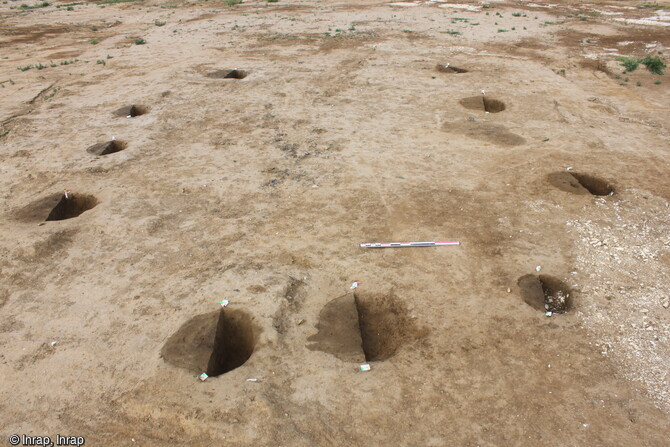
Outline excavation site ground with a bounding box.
[1,0,670,445]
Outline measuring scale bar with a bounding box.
[360,241,460,248]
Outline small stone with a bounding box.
[506,288,511,293]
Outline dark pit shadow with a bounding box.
[207,69,248,79]
[15,193,97,222]
[436,64,469,73]
[308,291,423,362]
[548,171,614,196]
[518,274,572,313]
[46,194,98,221]
[459,95,506,113]
[161,309,259,377]
[114,105,148,118]
[87,140,127,156]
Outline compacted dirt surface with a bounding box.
[1,0,670,445]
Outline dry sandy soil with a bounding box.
[1,0,670,445]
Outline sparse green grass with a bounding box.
[617,56,639,72]
[17,58,79,72]
[44,87,60,101]
[96,0,142,4]
[637,4,670,10]
[90,38,99,44]
[544,21,556,25]
[636,81,642,86]
[0,129,9,138]
[443,30,460,35]
[640,55,665,75]
[402,29,413,33]
[96,59,106,66]
[497,29,508,33]
[155,20,166,26]
[44,88,58,100]
[512,12,521,17]
[66,6,73,10]
[20,2,50,9]
[266,0,279,2]
[617,55,665,74]
[257,33,296,41]
[135,37,146,45]
[225,0,242,5]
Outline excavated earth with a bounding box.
[1,0,669,445]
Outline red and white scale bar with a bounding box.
[360,241,460,248]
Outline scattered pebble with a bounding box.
[568,190,670,411]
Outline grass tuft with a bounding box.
[640,55,665,75]
[20,2,50,9]
[96,0,142,4]
[617,55,665,75]
[616,56,639,73]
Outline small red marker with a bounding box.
[63,189,71,199]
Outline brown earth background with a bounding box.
[1,0,669,445]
